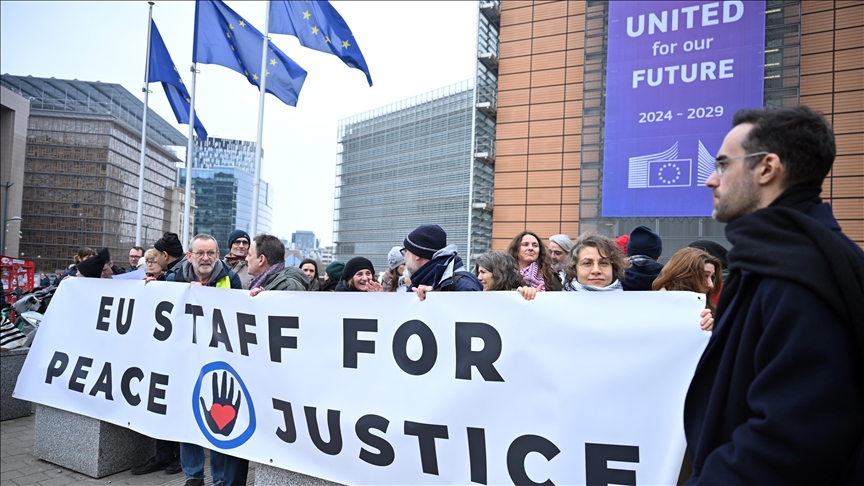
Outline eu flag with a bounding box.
[149,20,208,140]
[193,0,307,107]
[269,0,372,86]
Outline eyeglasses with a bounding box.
[400,248,407,256]
[714,152,768,176]
[192,251,218,259]
[579,259,611,270]
[232,240,250,246]
[145,259,157,264]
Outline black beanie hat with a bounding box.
[228,229,251,247]
[77,248,110,278]
[688,239,729,269]
[342,257,375,282]
[403,224,447,260]
[627,225,663,258]
[154,232,184,257]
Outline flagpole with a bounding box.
[182,63,199,249]
[250,0,271,238]
[135,1,155,247]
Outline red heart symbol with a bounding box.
[210,404,236,431]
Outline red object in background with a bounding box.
[1,255,35,304]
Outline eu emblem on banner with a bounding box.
[648,159,692,187]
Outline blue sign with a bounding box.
[192,361,257,449]
[602,1,766,217]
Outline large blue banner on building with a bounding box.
[602,1,765,217]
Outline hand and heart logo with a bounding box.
[192,362,256,448]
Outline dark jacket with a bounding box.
[408,245,483,292]
[334,280,359,292]
[261,266,308,291]
[166,259,242,290]
[683,195,864,485]
[621,256,663,291]
[162,255,187,282]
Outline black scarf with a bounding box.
[720,185,864,366]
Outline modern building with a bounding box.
[0,86,30,259]
[491,0,864,256]
[291,230,318,250]
[0,74,187,272]
[180,136,273,255]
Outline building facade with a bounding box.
[291,230,318,250]
[0,75,187,272]
[0,86,30,258]
[492,0,863,256]
[180,136,273,255]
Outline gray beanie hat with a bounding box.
[548,234,573,253]
[387,246,405,271]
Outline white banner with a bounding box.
[15,278,709,485]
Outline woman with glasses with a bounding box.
[563,233,628,291]
[143,248,164,280]
[507,230,563,292]
[652,247,721,331]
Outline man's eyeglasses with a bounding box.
[400,248,407,256]
[714,152,768,176]
[192,251,218,259]
[232,240,250,246]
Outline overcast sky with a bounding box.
[0,1,479,245]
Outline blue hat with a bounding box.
[227,229,251,247]
[627,226,662,258]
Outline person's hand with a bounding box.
[62,275,73,281]
[413,285,433,301]
[144,276,158,285]
[199,371,242,436]
[517,285,540,301]
[250,287,265,297]
[366,281,383,292]
[700,308,714,331]
[190,281,203,287]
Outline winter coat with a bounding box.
[407,245,483,292]
[261,266,309,292]
[162,255,187,282]
[333,280,358,292]
[683,190,864,485]
[621,257,663,291]
[166,259,242,289]
[224,256,252,289]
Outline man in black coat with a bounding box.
[683,106,864,484]
[621,225,664,291]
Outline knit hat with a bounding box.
[689,239,729,269]
[548,234,572,254]
[387,246,405,271]
[627,226,662,258]
[227,229,251,247]
[77,248,110,278]
[614,235,630,252]
[325,261,345,282]
[342,257,375,282]
[154,232,184,257]
[403,224,447,260]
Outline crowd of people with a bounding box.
[38,105,864,484]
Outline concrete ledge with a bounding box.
[253,462,344,486]
[1,347,31,421]
[33,405,155,478]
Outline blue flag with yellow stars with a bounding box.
[268,0,372,87]
[193,0,307,107]
[149,20,208,140]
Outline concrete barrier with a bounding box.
[254,462,344,486]
[1,347,31,421]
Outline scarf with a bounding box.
[718,184,864,365]
[519,262,546,291]
[562,278,623,292]
[249,262,285,290]
[408,253,464,290]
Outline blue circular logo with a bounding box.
[192,361,256,449]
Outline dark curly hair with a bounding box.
[565,232,628,285]
[474,252,527,291]
[506,230,562,291]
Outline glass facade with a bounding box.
[179,136,272,255]
[0,75,186,272]
[333,80,475,271]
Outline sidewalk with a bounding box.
[0,412,247,486]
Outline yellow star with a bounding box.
[229,23,234,30]
[265,69,270,77]
[311,26,319,35]
[173,65,178,71]
[179,78,184,84]
[270,58,277,66]
[325,35,331,43]
[303,11,311,19]
[252,73,258,81]
[226,32,231,39]
[244,70,249,76]
[184,97,191,103]
[239,20,246,27]
[231,45,235,51]
[342,40,350,48]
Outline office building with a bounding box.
[291,230,318,250]
[180,136,273,255]
[0,74,186,271]
[0,86,30,259]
